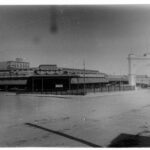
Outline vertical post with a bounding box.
[41,77,43,94]
[32,77,34,93]
[128,54,132,82]
[100,84,101,92]
[128,53,136,87]
[69,76,71,95]
[83,60,86,95]
[77,76,79,95]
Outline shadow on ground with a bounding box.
[25,123,150,147]
[109,133,150,147]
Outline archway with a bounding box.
[128,53,150,87]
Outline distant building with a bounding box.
[0,58,30,70]
[36,64,106,77]
[136,75,150,87]
[60,67,101,75]
[39,64,57,71]
[107,75,129,85]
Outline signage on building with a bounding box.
[39,64,57,71]
[55,84,63,88]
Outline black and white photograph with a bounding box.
[1,3,150,147]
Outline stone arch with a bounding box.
[128,53,150,87]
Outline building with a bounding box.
[0,58,30,70]
[37,64,102,75]
[0,63,134,94]
[26,64,108,93]
[39,64,57,71]
[136,75,150,87]
[60,67,100,75]
[107,75,129,85]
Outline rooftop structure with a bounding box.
[37,64,104,76]
[0,58,30,70]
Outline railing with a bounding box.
[18,85,135,95]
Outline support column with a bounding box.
[128,53,136,87]
[32,77,34,92]
[41,77,43,93]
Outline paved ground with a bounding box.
[1,89,150,147]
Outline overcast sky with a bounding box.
[1,5,150,75]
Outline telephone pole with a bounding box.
[83,60,86,95]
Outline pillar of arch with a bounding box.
[128,53,150,87]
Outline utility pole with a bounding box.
[83,60,86,95]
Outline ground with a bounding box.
[1,90,150,147]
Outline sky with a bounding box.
[1,5,150,75]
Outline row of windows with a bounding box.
[37,67,100,75]
[8,62,29,69]
[60,68,100,75]
[39,65,57,71]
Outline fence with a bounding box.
[20,85,135,95]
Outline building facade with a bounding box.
[0,58,30,70]
[0,62,134,93]
[37,64,103,75]
[136,75,150,87]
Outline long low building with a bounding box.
[0,64,108,92]
[27,73,108,92]
[107,75,129,85]
[0,74,108,92]
[0,64,135,93]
